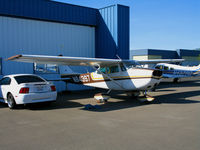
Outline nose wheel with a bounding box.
[94,93,110,103]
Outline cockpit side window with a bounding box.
[109,65,119,73]
[97,64,124,74]
[170,67,174,70]
[98,67,107,74]
[106,67,110,74]
[155,65,163,70]
[155,65,160,69]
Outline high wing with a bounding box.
[7,54,184,67]
[7,54,126,67]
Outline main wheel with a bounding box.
[7,93,16,109]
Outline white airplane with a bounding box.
[7,54,183,102]
[154,63,200,83]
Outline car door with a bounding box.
[0,77,11,101]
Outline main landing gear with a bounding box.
[94,90,155,103]
[127,91,155,102]
[138,91,155,102]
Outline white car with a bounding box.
[0,74,57,109]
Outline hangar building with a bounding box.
[0,0,130,91]
[130,49,200,66]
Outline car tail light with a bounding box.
[19,87,29,94]
[51,85,56,91]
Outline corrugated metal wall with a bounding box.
[0,16,95,91]
[96,5,129,59]
[99,5,118,46]
[178,49,200,66]
[117,5,130,59]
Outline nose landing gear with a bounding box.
[94,93,110,103]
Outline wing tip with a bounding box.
[7,54,22,61]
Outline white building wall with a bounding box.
[0,16,95,91]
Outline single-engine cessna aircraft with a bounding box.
[7,54,183,102]
[154,63,200,83]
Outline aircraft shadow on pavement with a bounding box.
[2,81,200,111]
[157,81,200,89]
[152,90,200,105]
[26,87,200,111]
[84,90,200,112]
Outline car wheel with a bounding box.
[7,93,16,109]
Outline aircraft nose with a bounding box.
[152,70,162,77]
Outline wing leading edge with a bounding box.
[7,54,184,67]
[7,54,126,67]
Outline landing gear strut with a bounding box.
[138,91,155,102]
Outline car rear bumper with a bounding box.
[15,91,57,104]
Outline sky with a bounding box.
[54,0,200,50]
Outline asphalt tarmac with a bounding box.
[0,81,200,150]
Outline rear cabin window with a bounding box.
[14,75,45,84]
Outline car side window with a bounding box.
[0,77,11,85]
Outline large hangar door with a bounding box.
[0,16,95,91]
[0,16,95,73]
[0,16,95,58]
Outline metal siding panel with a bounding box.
[96,5,119,59]
[96,5,129,59]
[0,0,97,26]
[117,5,129,59]
[148,49,179,59]
[149,49,174,59]
[179,49,200,57]
[99,5,118,45]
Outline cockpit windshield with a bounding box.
[123,61,141,69]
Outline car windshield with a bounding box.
[14,75,46,84]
